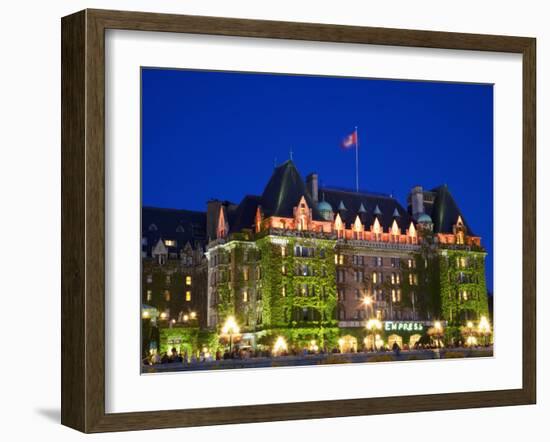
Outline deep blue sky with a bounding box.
[142,68,493,291]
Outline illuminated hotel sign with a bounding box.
[384,321,424,332]
[270,237,289,246]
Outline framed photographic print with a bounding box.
[61,9,536,433]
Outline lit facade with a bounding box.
[142,160,490,351]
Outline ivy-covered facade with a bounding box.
[203,161,490,350]
[142,160,490,354]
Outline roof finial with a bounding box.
[289,147,293,161]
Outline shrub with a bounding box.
[320,355,351,365]
[444,351,466,359]
[369,355,395,363]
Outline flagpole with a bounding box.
[355,126,359,192]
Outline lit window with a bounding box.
[339,255,344,265]
[165,239,176,247]
[243,267,249,281]
[282,286,286,297]
[186,276,192,285]
[373,218,381,235]
[146,274,152,283]
[281,265,286,275]
[392,289,397,302]
[146,290,152,301]
[372,272,377,284]
[243,290,248,302]
[164,290,170,301]
[281,245,286,257]
[396,274,401,284]
[165,275,171,284]
[185,291,191,301]
[391,273,396,284]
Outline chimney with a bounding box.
[409,186,425,220]
[306,173,319,204]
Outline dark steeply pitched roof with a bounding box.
[142,206,207,250]
[228,195,262,232]
[427,185,475,235]
[260,160,322,220]
[321,188,412,231]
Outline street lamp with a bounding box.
[462,321,477,347]
[433,321,444,348]
[221,316,240,354]
[366,318,382,351]
[362,295,374,320]
[273,336,288,356]
[478,316,491,346]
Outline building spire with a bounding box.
[289,147,294,161]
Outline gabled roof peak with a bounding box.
[260,159,321,219]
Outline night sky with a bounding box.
[142,68,493,291]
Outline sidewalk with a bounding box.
[142,347,493,373]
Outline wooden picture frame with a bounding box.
[61,8,536,433]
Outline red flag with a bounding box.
[341,130,357,149]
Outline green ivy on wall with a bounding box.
[159,326,220,355]
[400,228,489,326]
[256,235,338,347]
[438,248,489,325]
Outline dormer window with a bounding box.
[334,213,344,238]
[176,225,185,233]
[373,218,381,236]
[391,219,400,236]
[408,222,417,243]
[148,223,158,231]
